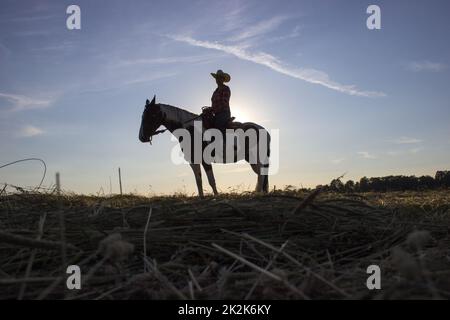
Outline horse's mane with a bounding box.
[158,104,198,126]
[158,103,267,132]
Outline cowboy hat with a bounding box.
[211,69,231,83]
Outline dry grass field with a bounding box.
[1,189,449,299]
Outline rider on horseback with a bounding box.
[203,70,232,131]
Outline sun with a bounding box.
[230,100,257,123]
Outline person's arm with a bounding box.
[221,86,230,110]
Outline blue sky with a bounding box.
[1,0,449,195]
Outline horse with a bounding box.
[138,96,270,197]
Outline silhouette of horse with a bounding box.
[139,96,270,197]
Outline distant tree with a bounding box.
[418,175,435,189]
[344,180,355,192]
[369,177,383,192]
[359,177,369,192]
[325,170,448,192]
[330,179,344,192]
[436,171,450,188]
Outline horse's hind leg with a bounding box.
[190,164,204,198]
[202,163,218,195]
[250,164,264,192]
[261,164,269,193]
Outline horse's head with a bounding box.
[139,95,165,143]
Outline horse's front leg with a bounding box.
[190,164,204,198]
[202,163,218,196]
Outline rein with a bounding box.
[147,113,203,144]
[183,114,202,124]
[148,129,167,144]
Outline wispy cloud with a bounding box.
[387,150,401,156]
[331,158,345,164]
[32,41,76,52]
[169,35,385,97]
[13,30,55,37]
[387,137,423,156]
[19,125,44,137]
[79,71,177,94]
[0,92,53,112]
[266,25,302,43]
[228,15,289,42]
[4,14,58,23]
[222,4,249,32]
[387,147,423,156]
[409,147,422,154]
[357,151,376,159]
[122,71,177,85]
[392,136,423,144]
[114,54,219,68]
[406,61,447,72]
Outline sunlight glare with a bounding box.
[230,100,257,123]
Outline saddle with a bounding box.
[201,107,240,130]
[226,117,242,129]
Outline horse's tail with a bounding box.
[262,173,269,193]
[261,128,270,193]
[242,122,271,193]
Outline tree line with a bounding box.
[325,170,450,192]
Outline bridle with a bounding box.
[148,128,167,144]
[146,111,204,144]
